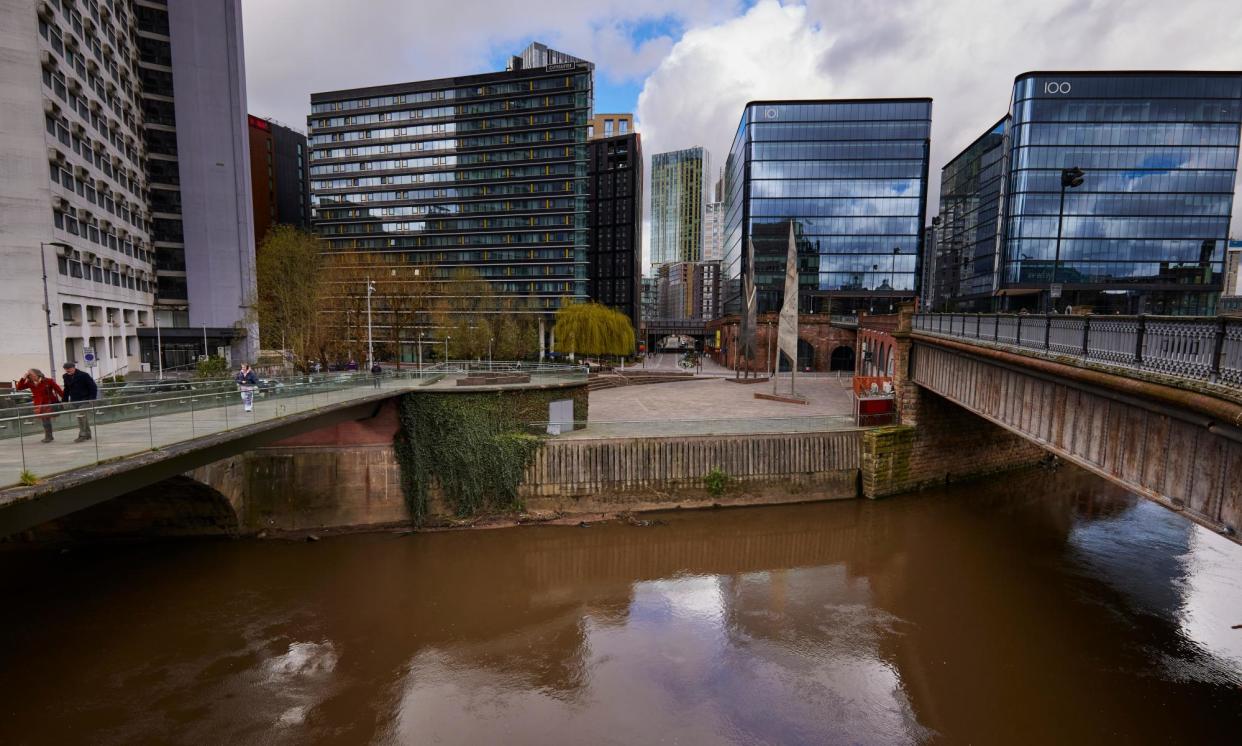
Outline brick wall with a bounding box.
[861,389,1045,498]
[860,302,1044,498]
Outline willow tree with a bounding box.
[553,302,635,358]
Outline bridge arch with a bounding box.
[34,475,241,540]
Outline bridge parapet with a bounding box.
[913,313,1242,395]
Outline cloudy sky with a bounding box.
[242,0,1242,265]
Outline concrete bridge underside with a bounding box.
[910,337,1242,536]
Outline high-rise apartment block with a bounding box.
[307,43,593,345]
[136,0,257,367]
[704,200,724,262]
[651,146,710,267]
[655,260,719,321]
[1,0,255,377]
[932,72,1242,314]
[248,114,310,245]
[588,112,632,140]
[587,132,642,330]
[1,0,155,378]
[722,100,932,315]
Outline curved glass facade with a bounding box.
[723,100,932,315]
[1002,73,1242,314]
[932,119,1006,311]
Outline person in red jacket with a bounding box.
[15,368,64,443]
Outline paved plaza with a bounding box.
[563,375,857,439]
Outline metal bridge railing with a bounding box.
[0,363,588,488]
[913,313,1242,386]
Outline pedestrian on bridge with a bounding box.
[370,362,383,388]
[61,362,97,442]
[14,369,63,443]
[235,363,258,413]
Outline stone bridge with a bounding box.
[0,367,588,538]
[871,308,1242,538]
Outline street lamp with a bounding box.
[1050,166,1085,311]
[766,320,773,381]
[488,337,494,368]
[891,247,901,309]
[365,276,376,370]
[40,241,72,375]
[444,335,450,364]
[417,331,424,371]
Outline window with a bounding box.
[619,119,628,134]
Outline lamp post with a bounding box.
[488,337,494,368]
[891,247,900,291]
[417,331,424,371]
[1050,166,1085,312]
[444,335,450,364]
[365,276,375,370]
[39,241,71,375]
[155,312,164,380]
[766,320,773,380]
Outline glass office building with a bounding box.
[722,100,932,315]
[1000,72,1242,314]
[931,119,1006,311]
[651,147,709,266]
[308,43,592,333]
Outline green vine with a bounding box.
[394,393,546,525]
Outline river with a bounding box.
[1,465,1240,744]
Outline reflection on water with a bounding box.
[1,466,1239,744]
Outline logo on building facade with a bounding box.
[764,107,780,120]
[1043,81,1072,94]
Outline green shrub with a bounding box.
[19,469,37,486]
[704,467,729,497]
[195,356,230,379]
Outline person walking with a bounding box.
[370,362,382,388]
[61,361,98,442]
[15,369,64,443]
[235,363,258,413]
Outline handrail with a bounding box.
[912,312,1241,387]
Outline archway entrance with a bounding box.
[830,345,856,372]
[778,339,818,372]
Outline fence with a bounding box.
[913,313,1242,386]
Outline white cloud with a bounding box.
[241,0,738,130]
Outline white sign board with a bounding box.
[1050,283,1063,299]
[547,399,574,436]
[82,347,96,365]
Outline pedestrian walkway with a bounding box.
[0,368,586,488]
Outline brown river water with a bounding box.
[2,466,1240,745]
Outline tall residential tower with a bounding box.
[651,146,710,267]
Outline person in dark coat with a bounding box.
[370,362,382,388]
[235,363,258,413]
[15,369,64,443]
[61,362,98,442]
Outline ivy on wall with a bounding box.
[393,388,585,524]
